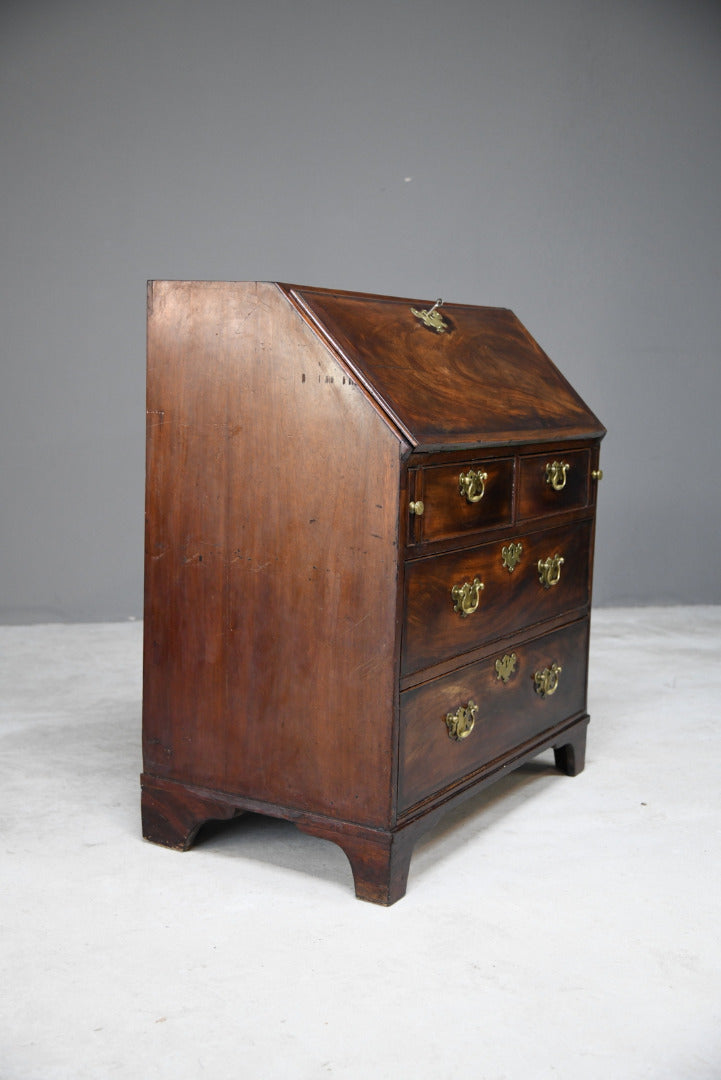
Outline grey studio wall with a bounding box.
[2,0,720,622]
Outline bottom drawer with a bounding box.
[398,619,589,814]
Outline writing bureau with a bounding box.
[141,281,605,904]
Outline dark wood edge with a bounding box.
[405,506,596,560]
[141,773,384,839]
[405,436,605,469]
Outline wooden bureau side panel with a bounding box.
[143,281,402,827]
[403,520,591,675]
[143,290,230,780]
[398,620,589,813]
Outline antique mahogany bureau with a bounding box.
[142,281,605,905]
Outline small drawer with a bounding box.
[398,619,589,813]
[402,519,591,676]
[410,457,514,544]
[517,449,590,519]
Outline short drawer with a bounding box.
[517,448,590,519]
[410,457,514,544]
[398,619,589,814]
[402,519,591,676]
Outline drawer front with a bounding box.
[517,449,590,519]
[412,457,514,543]
[402,520,591,676]
[398,619,589,813]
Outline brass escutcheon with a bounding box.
[545,461,570,491]
[458,469,488,503]
[451,577,484,617]
[534,662,562,697]
[410,298,448,333]
[495,653,517,683]
[502,541,523,572]
[444,700,478,741]
[538,554,564,589]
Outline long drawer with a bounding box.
[398,619,589,814]
[402,519,591,676]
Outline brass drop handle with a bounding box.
[538,554,564,589]
[545,461,569,491]
[444,700,478,741]
[459,469,488,503]
[534,662,562,697]
[451,577,484,617]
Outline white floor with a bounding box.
[1,607,720,1080]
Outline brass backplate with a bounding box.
[495,653,517,683]
[502,542,523,572]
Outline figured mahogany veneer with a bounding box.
[142,282,605,904]
[399,619,589,813]
[402,519,592,675]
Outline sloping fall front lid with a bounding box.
[283,284,605,451]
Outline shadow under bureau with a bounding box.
[141,282,605,904]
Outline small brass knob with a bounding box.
[409,500,425,516]
[592,469,603,481]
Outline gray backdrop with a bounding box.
[2,0,720,622]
